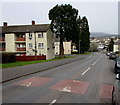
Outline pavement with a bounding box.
[2,54,90,83]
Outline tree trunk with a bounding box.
[59,36,64,58]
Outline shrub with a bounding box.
[2,53,16,63]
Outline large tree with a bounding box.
[49,4,78,58]
[79,16,90,53]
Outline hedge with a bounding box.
[2,53,16,63]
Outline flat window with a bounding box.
[56,46,59,49]
[56,52,58,55]
[38,43,44,48]
[38,33,43,38]
[29,43,32,49]
[29,33,32,38]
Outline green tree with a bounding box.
[108,38,114,52]
[79,16,90,53]
[48,4,78,58]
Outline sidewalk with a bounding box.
[2,55,90,83]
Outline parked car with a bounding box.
[109,52,117,60]
[115,56,120,74]
[106,52,110,56]
[106,52,112,56]
[112,73,120,105]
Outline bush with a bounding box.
[2,53,16,63]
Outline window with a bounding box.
[38,33,43,38]
[56,46,58,49]
[16,33,25,37]
[38,43,44,48]
[17,44,26,48]
[56,52,58,55]
[28,43,32,49]
[29,33,32,39]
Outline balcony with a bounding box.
[16,37,26,41]
[0,48,5,51]
[0,38,5,41]
[17,48,26,51]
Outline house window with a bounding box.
[29,33,32,39]
[38,33,43,38]
[38,43,44,48]
[17,44,26,48]
[56,52,59,55]
[56,46,59,49]
[29,43,32,49]
[16,33,25,38]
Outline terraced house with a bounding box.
[0,21,55,60]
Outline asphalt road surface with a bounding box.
[2,53,116,104]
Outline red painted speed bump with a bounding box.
[50,80,90,94]
[99,84,113,99]
[14,77,53,87]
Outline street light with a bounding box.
[79,40,81,55]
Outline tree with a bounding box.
[108,38,114,52]
[49,4,78,58]
[78,16,90,53]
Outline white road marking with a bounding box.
[49,99,57,105]
[92,62,96,66]
[21,82,32,87]
[81,67,91,75]
[59,86,71,92]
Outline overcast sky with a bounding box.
[1,1,119,34]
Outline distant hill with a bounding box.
[90,32,110,37]
[90,32,118,37]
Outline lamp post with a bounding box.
[79,40,81,55]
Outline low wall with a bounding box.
[16,55,46,61]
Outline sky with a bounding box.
[0,0,119,34]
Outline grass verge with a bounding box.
[72,52,92,55]
[1,56,75,69]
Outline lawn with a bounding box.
[1,55,75,69]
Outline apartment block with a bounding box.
[0,21,55,60]
[55,41,71,55]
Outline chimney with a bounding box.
[3,22,7,27]
[32,20,35,25]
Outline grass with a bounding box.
[72,52,92,55]
[1,55,75,69]
[80,52,92,55]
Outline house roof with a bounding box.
[1,24,50,33]
[114,41,120,45]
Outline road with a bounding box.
[2,53,116,104]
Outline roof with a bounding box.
[114,41,120,45]
[1,24,50,33]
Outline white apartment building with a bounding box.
[55,41,71,55]
[0,21,55,60]
[114,41,120,53]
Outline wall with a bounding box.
[26,32,47,56]
[5,33,15,52]
[36,32,47,56]
[46,29,55,60]
[16,55,46,61]
[26,32,35,55]
[63,42,71,54]
[55,41,72,55]
[55,42,59,55]
[114,45,118,52]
